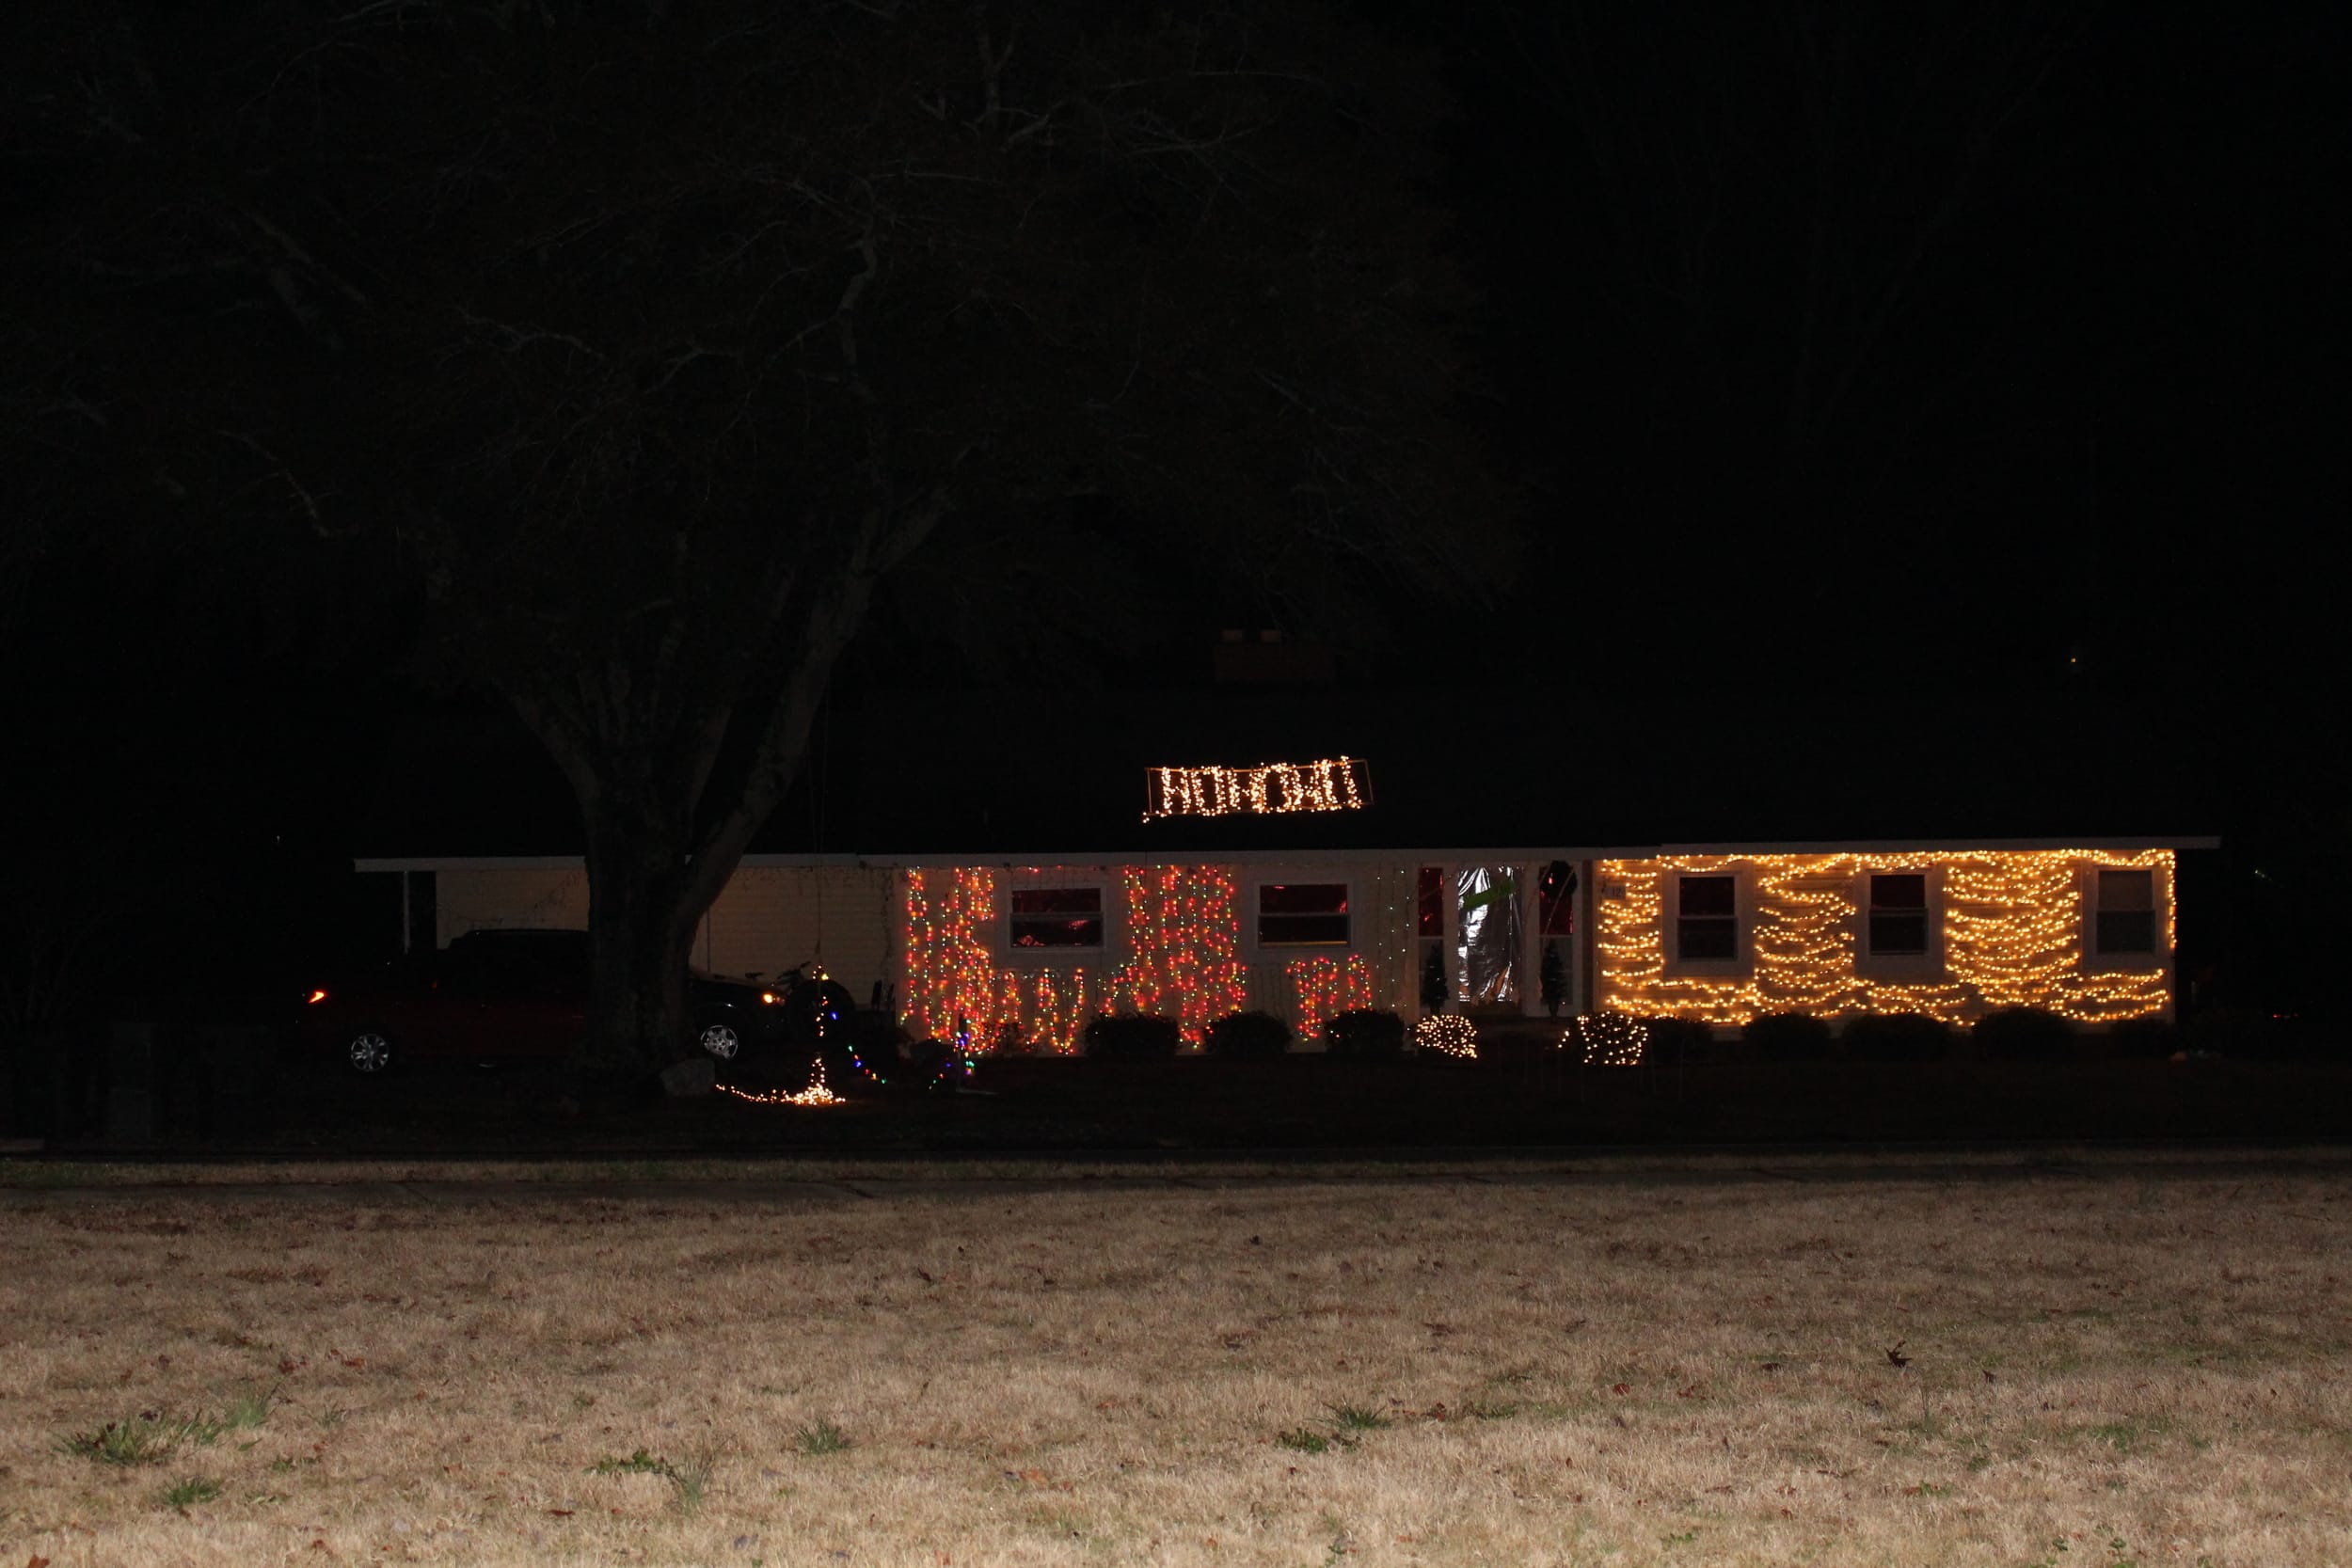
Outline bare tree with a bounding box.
[4,0,1505,1091]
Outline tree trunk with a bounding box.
[578,814,701,1100]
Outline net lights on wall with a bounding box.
[1285,955,1374,1041]
[1143,757,1371,821]
[1414,1013,1478,1060]
[1594,849,2173,1027]
[902,864,1248,1053]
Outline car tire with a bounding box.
[695,1021,741,1062]
[345,1029,396,1076]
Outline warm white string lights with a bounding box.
[716,1056,846,1107]
[1594,849,2172,1026]
[1414,1013,1478,1060]
[1143,757,1371,820]
[1564,1011,1647,1068]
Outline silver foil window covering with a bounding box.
[1455,865,1519,1006]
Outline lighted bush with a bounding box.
[1742,1011,1834,1061]
[1082,1013,1183,1061]
[1322,1009,1406,1061]
[1837,1011,1958,1062]
[1970,1006,2076,1061]
[1564,1011,1647,1068]
[1412,1013,1478,1061]
[1204,1010,1293,1060]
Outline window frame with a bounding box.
[1855,865,1947,978]
[2085,864,2163,969]
[1661,867,1752,978]
[1244,872,1358,961]
[995,874,1119,967]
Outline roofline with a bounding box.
[357,835,2218,874]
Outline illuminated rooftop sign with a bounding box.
[1144,757,1372,821]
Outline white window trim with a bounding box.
[1661,866,1753,979]
[2083,863,2165,973]
[995,872,1119,967]
[1244,870,1359,963]
[1855,864,1948,980]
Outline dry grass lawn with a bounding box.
[3,1165,2348,1566]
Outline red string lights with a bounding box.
[901,864,1248,1052]
[1283,955,1372,1040]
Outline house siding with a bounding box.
[436,868,588,946]
[1594,848,2175,1027]
[707,865,895,997]
[897,861,1422,1051]
[376,838,2193,1051]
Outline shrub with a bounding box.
[1971,1006,2076,1060]
[1322,1009,1406,1061]
[1838,1012,1959,1062]
[1204,1010,1293,1059]
[1538,940,1568,1018]
[1742,1011,1834,1062]
[1082,1013,1182,1060]
[850,1007,902,1060]
[1631,1015,1715,1064]
[2102,1016,2179,1059]
[2180,1006,2322,1061]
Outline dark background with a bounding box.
[4,0,2342,1025]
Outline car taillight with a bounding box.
[307,989,328,1005]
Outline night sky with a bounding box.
[3,0,2343,1014]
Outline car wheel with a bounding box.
[346,1030,395,1075]
[696,1022,741,1061]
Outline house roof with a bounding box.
[358,836,2217,874]
[349,681,2218,861]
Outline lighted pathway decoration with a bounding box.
[716,1057,846,1107]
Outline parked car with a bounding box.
[298,927,789,1075]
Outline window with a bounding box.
[1539,861,1577,938]
[1867,873,1930,957]
[1416,866,1444,938]
[2096,869,2157,956]
[1008,887,1104,952]
[1259,882,1350,947]
[1676,875,1737,961]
